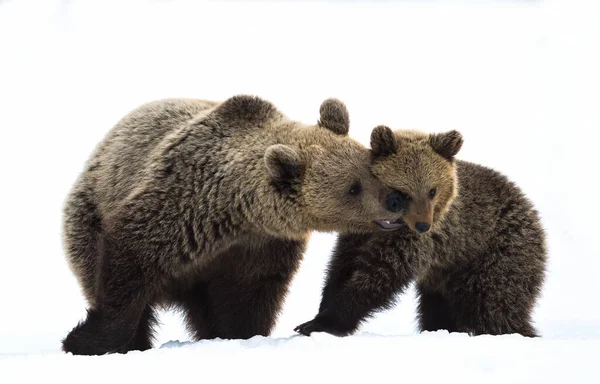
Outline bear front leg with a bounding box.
[181,236,306,340]
[415,284,458,333]
[62,231,159,355]
[295,233,415,337]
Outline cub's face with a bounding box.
[369,125,463,234]
[264,98,405,234]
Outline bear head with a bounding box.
[263,98,406,234]
[368,125,463,234]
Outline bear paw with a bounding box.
[294,316,352,337]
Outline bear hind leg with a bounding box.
[124,305,159,352]
[62,233,158,355]
[62,185,102,305]
[447,248,544,338]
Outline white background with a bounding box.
[0,0,598,380]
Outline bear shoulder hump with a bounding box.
[201,94,285,131]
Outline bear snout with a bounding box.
[385,190,406,213]
[415,222,431,233]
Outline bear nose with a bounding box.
[415,222,431,233]
[385,191,404,212]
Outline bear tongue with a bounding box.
[373,219,404,230]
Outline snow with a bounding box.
[2,333,600,383]
[0,0,599,382]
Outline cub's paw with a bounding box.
[294,316,352,337]
[294,318,326,336]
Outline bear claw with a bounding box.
[294,318,325,336]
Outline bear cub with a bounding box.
[61,96,406,355]
[295,126,548,338]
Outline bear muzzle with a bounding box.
[373,218,404,231]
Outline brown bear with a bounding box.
[295,126,548,338]
[61,95,406,355]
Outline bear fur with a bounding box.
[61,95,404,355]
[295,126,548,338]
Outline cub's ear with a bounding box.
[317,98,350,135]
[208,94,283,128]
[429,130,463,160]
[264,144,303,186]
[370,125,398,158]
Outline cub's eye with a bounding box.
[429,188,437,198]
[349,182,362,196]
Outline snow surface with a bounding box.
[2,333,600,383]
[0,0,599,382]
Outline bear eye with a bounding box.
[429,188,437,198]
[349,182,362,196]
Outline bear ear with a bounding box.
[429,130,463,160]
[317,98,350,135]
[370,125,398,158]
[264,144,303,186]
[209,94,283,128]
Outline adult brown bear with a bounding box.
[61,96,405,355]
